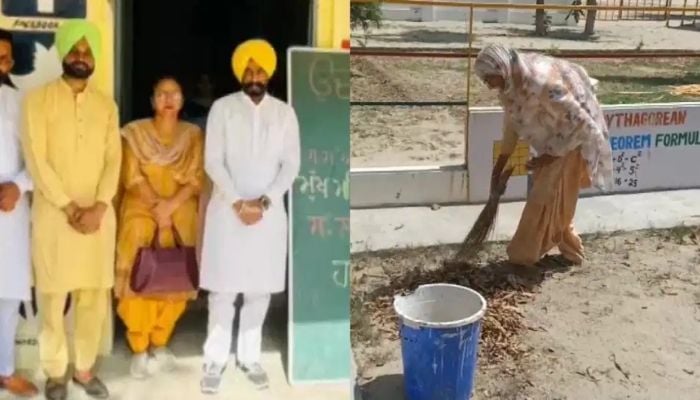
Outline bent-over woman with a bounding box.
[474,44,613,267]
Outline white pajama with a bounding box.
[0,85,32,379]
[0,299,20,377]
[203,292,271,367]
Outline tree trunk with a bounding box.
[584,0,597,35]
[535,0,547,36]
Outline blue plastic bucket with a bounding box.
[394,283,487,400]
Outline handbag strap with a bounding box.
[150,226,185,249]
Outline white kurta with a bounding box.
[200,92,300,294]
[0,85,32,301]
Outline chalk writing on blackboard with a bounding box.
[297,170,349,201]
[309,216,327,237]
[309,57,350,101]
[334,217,350,235]
[308,215,350,238]
[612,150,644,189]
[331,259,350,288]
[308,149,349,166]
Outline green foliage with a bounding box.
[351,2,383,32]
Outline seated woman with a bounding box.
[115,76,204,378]
[474,44,613,267]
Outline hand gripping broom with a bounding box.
[453,165,515,262]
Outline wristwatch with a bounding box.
[259,195,271,210]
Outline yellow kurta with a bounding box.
[21,78,121,294]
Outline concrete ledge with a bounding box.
[350,189,700,253]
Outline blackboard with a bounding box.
[287,47,350,384]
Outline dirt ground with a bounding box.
[351,227,700,399]
[350,19,700,168]
[352,19,700,51]
[351,56,700,168]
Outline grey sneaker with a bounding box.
[200,363,225,395]
[152,347,176,372]
[240,363,269,390]
[130,353,150,379]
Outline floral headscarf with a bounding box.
[474,44,613,191]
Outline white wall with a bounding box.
[468,103,700,203]
[381,0,578,26]
[508,0,578,26]
[380,5,423,21]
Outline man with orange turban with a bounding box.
[199,38,300,394]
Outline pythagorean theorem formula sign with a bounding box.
[468,102,700,203]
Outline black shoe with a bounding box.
[45,379,67,400]
[71,376,109,399]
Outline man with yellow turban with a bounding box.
[199,38,300,394]
[21,20,120,400]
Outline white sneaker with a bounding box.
[152,347,176,372]
[200,363,225,395]
[130,353,150,379]
[240,362,269,390]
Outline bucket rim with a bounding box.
[393,283,487,329]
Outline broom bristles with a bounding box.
[454,166,514,262]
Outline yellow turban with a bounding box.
[231,39,277,82]
[55,19,101,61]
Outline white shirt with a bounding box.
[0,84,33,300]
[200,91,300,294]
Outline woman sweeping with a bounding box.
[474,44,613,267]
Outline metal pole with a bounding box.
[349,0,700,14]
[618,0,624,19]
[351,47,700,58]
[465,4,474,178]
[682,0,688,25]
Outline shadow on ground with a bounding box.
[365,29,470,45]
[356,253,574,400]
[505,27,608,42]
[360,374,404,400]
[365,252,574,302]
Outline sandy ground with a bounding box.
[351,228,700,399]
[350,19,700,168]
[351,55,700,168]
[352,19,700,50]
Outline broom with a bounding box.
[453,165,515,263]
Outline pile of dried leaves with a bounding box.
[362,258,541,365]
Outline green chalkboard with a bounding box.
[287,47,350,384]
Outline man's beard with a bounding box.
[242,82,266,97]
[0,73,15,89]
[63,61,94,79]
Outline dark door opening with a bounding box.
[120,0,311,125]
[114,0,311,375]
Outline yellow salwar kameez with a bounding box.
[21,78,122,379]
[115,119,203,354]
[506,147,591,266]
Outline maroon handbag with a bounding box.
[130,228,199,295]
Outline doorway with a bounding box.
[118,0,311,124]
[114,0,311,379]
